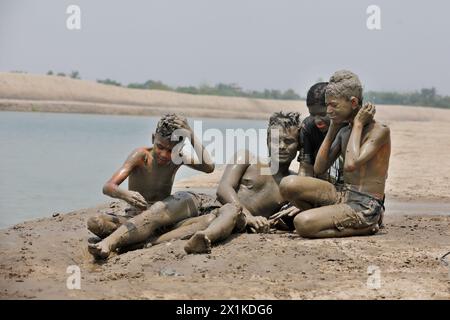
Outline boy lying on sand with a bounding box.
[87,114,219,259]
[182,111,302,253]
[278,70,390,238]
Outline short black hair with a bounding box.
[267,111,301,136]
[306,82,328,108]
[155,113,184,139]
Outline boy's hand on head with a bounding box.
[173,116,192,135]
[355,103,376,126]
[124,191,148,210]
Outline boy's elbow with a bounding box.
[205,163,215,173]
[216,184,228,203]
[216,189,224,203]
[102,183,113,196]
[313,163,325,175]
[344,162,357,172]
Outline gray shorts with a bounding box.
[333,187,384,231]
[184,191,222,216]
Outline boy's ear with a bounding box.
[152,133,155,143]
[350,96,359,109]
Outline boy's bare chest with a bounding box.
[341,126,374,157]
[239,168,285,202]
[130,163,177,187]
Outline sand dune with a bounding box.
[2,72,450,122]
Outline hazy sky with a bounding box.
[1,0,450,95]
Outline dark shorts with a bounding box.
[173,191,222,217]
[334,187,384,231]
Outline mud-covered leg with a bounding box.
[184,203,244,254]
[293,204,379,238]
[87,214,129,239]
[152,213,216,244]
[280,176,338,208]
[88,192,199,259]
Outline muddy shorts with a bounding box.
[333,188,384,231]
[185,191,222,216]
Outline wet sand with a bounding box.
[0,196,449,300]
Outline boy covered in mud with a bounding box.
[183,111,301,253]
[87,113,219,258]
[279,70,390,238]
[297,82,330,177]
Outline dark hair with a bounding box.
[268,111,301,135]
[155,113,184,139]
[306,82,328,108]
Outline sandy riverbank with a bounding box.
[0,198,449,299]
[2,72,450,121]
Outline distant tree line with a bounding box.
[43,70,450,108]
[364,87,450,109]
[47,70,80,79]
[126,80,302,100]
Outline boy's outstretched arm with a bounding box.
[173,117,215,173]
[345,104,390,171]
[102,148,148,209]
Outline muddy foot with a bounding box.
[88,241,112,259]
[184,232,211,254]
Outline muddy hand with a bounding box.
[125,191,148,210]
[355,103,376,126]
[173,116,192,136]
[269,206,301,222]
[247,216,270,233]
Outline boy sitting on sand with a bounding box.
[271,82,345,220]
[278,70,390,238]
[87,113,219,258]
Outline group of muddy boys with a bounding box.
[87,70,391,259]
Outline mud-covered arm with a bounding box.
[174,117,215,173]
[102,148,148,209]
[297,128,314,177]
[216,151,269,233]
[216,152,251,207]
[314,123,343,175]
[345,104,390,171]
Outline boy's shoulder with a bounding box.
[300,115,316,133]
[371,121,391,137]
[126,147,153,165]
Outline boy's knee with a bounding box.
[293,214,315,238]
[87,215,106,237]
[280,176,299,200]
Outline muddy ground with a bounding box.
[1,199,449,300]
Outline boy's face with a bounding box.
[325,95,358,124]
[268,126,299,165]
[152,133,179,165]
[308,105,330,133]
